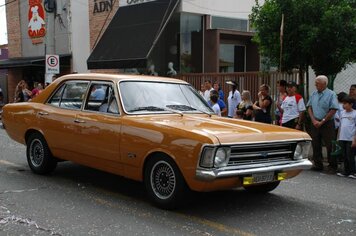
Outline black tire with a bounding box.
[243,181,280,193]
[144,155,188,210]
[26,132,57,175]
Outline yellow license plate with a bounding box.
[243,172,275,185]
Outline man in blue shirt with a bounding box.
[90,85,105,100]
[307,75,339,173]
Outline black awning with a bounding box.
[0,54,71,69]
[87,0,180,69]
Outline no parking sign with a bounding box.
[46,54,60,74]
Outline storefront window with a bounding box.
[179,13,202,73]
[219,44,246,73]
[212,16,248,32]
[147,12,203,75]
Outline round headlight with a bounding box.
[294,143,303,160]
[214,148,230,167]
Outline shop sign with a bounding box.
[28,0,46,44]
[93,0,114,13]
[46,54,60,74]
[119,0,156,7]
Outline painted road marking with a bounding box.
[0,160,22,168]
[91,189,255,236]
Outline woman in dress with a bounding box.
[253,84,273,124]
[236,90,253,120]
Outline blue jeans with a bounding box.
[339,141,356,175]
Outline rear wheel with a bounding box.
[144,155,188,209]
[26,133,57,175]
[243,181,280,193]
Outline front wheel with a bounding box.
[243,181,280,193]
[26,133,57,175]
[144,155,188,209]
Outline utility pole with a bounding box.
[44,0,56,84]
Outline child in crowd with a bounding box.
[235,110,244,119]
[336,96,356,178]
[334,92,347,130]
[210,94,221,116]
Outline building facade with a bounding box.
[0,0,90,102]
[1,0,259,102]
[88,0,260,75]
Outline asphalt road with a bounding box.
[0,128,355,236]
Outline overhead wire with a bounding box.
[0,0,17,8]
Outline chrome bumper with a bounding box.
[196,159,312,181]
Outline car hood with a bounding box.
[130,114,311,145]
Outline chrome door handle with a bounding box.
[38,111,49,116]
[74,119,86,123]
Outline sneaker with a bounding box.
[348,174,356,179]
[337,172,348,177]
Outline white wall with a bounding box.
[70,0,90,73]
[181,0,264,19]
[334,64,356,94]
[308,64,356,97]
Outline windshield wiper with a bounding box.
[128,106,183,116]
[166,104,197,111]
[166,105,213,117]
[128,106,166,112]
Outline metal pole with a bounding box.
[44,0,56,84]
[279,14,284,72]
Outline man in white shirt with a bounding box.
[203,80,214,102]
[226,81,241,118]
[281,82,306,130]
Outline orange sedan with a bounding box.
[2,74,312,209]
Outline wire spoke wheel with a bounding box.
[26,132,57,175]
[150,161,176,200]
[29,139,45,167]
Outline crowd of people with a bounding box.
[14,80,43,103]
[200,76,356,178]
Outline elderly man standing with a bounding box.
[307,75,339,173]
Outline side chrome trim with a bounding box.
[195,159,312,181]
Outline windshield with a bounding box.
[119,81,213,114]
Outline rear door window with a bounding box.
[48,81,89,110]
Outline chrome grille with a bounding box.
[228,142,296,166]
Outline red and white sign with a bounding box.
[46,55,60,74]
[28,0,46,44]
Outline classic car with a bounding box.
[2,74,312,209]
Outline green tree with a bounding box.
[250,0,356,90]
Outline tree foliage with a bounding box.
[250,0,356,77]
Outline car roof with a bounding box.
[58,73,188,84]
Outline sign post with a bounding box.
[45,54,59,83]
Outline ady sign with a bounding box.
[93,0,114,13]
[46,55,60,74]
[28,0,46,44]
[119,0,156,7]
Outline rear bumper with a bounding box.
[196,159,312,181]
